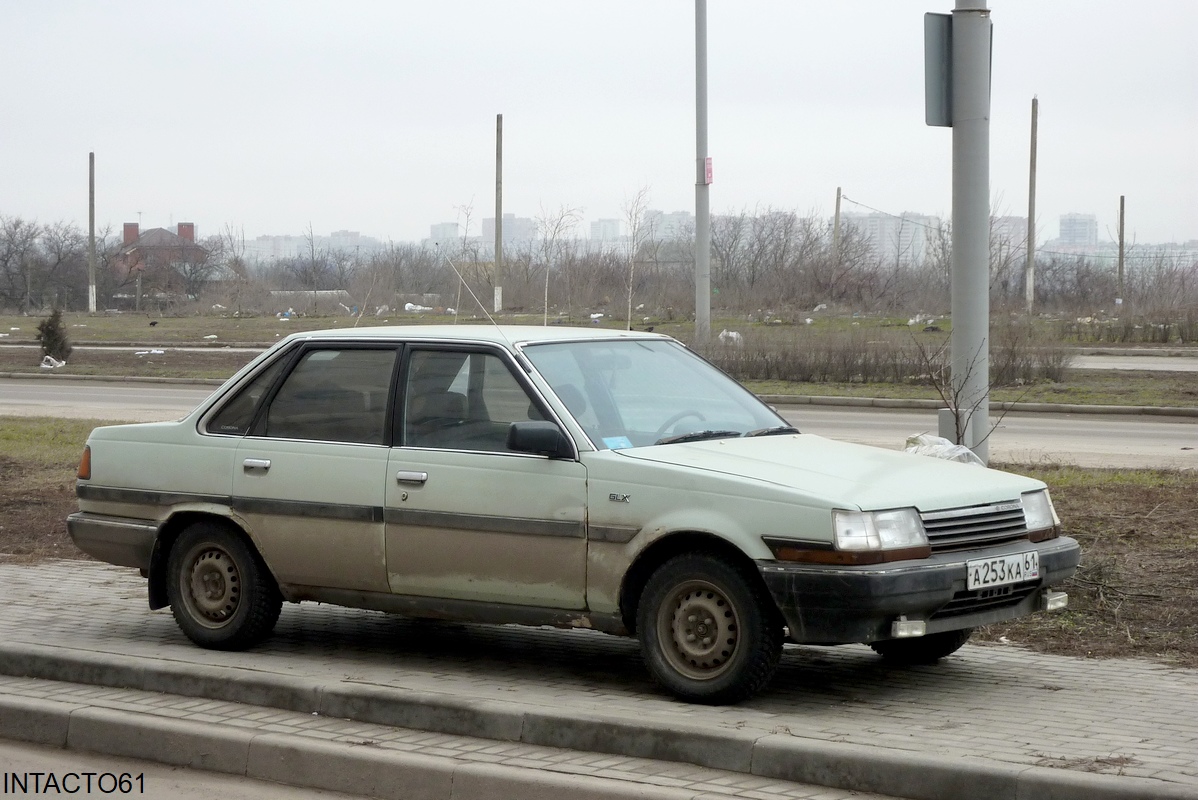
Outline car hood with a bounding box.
[614,433,1043,512]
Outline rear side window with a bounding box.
[262,348,397,444]
[206,355,290,436]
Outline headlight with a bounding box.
[1022,489,1061,542]
[764,508,931,566]
[833,508,928,551]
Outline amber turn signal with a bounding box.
[765,539,932,566]
[77,445,91,480]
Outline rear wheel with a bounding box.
[637,553,782,704]
[870,628,973,665]
[167,522,282,650]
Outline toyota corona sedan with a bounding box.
[69,325,1080,703]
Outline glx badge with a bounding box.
[608,493,631,503]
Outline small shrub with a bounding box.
[1177,310,1198,344]
[36,308,73,362]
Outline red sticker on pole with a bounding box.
[704,157,713,185]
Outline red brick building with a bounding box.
[112,223,211,305]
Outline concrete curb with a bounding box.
[0,370,225,386]
[0,695,702,800]
[758,394,1198,417]
[0,642,1190,800]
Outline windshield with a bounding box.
[522,338,790,450]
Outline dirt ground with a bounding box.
[977,465,1198,667]
[2,449,1195,667]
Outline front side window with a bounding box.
[261,348,397,444]
[404,349,542,452]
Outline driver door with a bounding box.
[384,346,588,609]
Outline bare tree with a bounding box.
[622,187,653,330]
[36,221,87,309]
[175,239,221,300]
[0,216,42,311]
[536,204,582,324]
[283,224,332,308]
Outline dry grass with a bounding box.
[0,344,254,381]
[0,417,108,562]
[978,464,1198,666]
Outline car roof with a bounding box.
[278,324,670,349]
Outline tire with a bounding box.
[870,628,973,665]
[637,553,782,704]
[166,521,282,650]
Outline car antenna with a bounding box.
[436,245,530,371]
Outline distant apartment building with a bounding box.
[992,216,1029,248]
[244,231,385,262]
[642,210,694,240]
[842,212,940,265]
[325,230,382,253]
[1058,213,1098,247]
[590,218,623,242]
[428,222,461,245]
[482,213,537,247]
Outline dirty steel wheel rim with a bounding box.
[182,546,241,628]
[656,579,740,681]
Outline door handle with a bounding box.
[243,458,271,471]
[395,470,428,484]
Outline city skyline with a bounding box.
[2,2,1195,247]
[229,206,1191,267]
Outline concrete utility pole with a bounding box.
[1117,195,1126,300]
[832,186,843,264]
[88,152,97,313]
[947,0,993,463]
[1025,97,1038,314]
[494,113,504,313]
[694,0,711,343]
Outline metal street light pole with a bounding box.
[949,0,992,463]
[88,152,96,313]
[694,0,711,344]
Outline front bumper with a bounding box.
[67,512,157,570]
[758,536,1081,644]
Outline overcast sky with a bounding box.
[2,1,1195,247]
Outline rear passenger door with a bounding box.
[231,345,398,594]
[384,345,588,609]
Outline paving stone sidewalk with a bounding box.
[1,560,1196,795]
[0,673,896,800]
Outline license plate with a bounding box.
[966,551,1040,590]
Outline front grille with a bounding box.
[932,582,1039,619]
[921,501,1028,554]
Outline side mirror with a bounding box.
[507,421,573,459]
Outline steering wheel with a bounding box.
[652,410,706,441]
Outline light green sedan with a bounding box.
[69,325,1080,704]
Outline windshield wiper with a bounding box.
[654,429,741,445]
[743,426,800,437]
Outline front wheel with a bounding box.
[870,628,973,665]
[166,522,282,650]
[637,553,782,704]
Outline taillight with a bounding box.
[77,445,91,480]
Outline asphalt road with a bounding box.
[2,378,1195,469]
[778,406,1198,469]
[1071,354,1198,371]
[0,739,366,799]
[0,378,216,422]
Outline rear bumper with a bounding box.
[67,512,157,570]
[758,536,1081,644]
